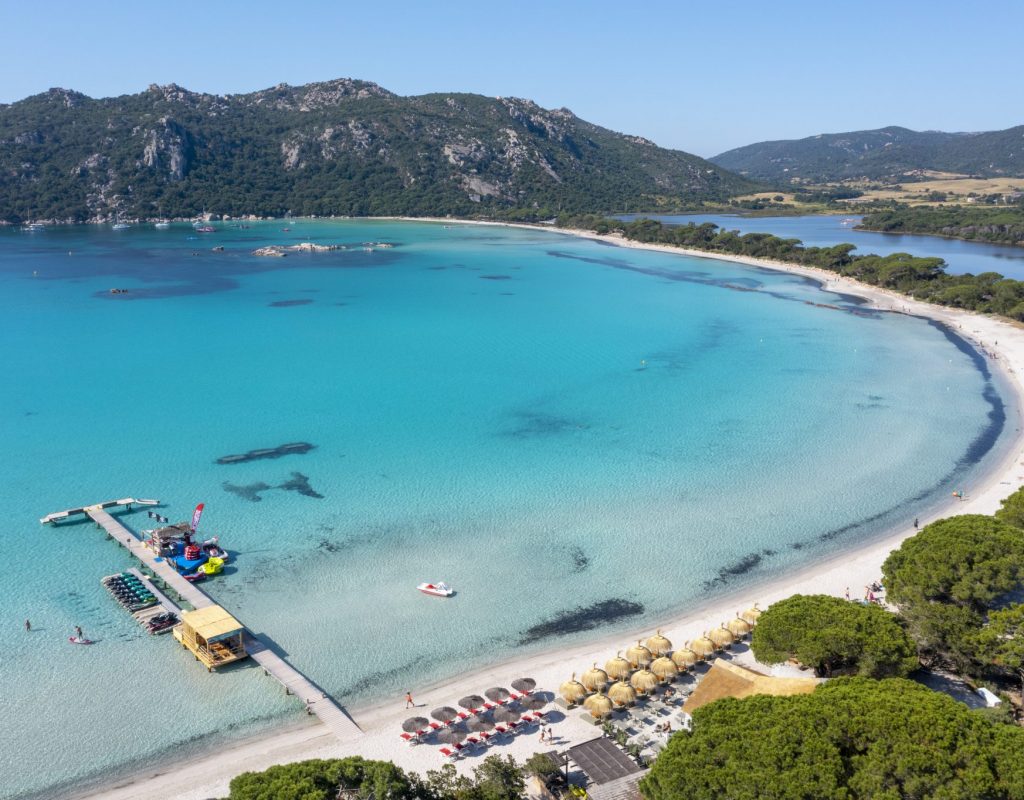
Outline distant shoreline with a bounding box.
[67,217,1024,800]
[854,222,1024,249]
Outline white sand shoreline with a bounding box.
[68,219,1024,800]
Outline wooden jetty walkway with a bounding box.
[45,501,362,741]
[245,636,363,741]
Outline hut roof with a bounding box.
[180,605,243,641]
[683,659,819,714]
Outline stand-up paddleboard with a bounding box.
[68,636,95,645]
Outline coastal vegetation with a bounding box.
[711,124,1024,183]
[750,594,918,677]
[0,79,756,223]
[859,205,1024,246]
[640,678,1024,800]
[556,214,1024,320]
[227,754,527,800]
[882,513,1024,681]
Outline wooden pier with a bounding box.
[45,501,362,741]
[88,507,214,610]
[246,636,363,741]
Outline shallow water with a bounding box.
[0,220,1012,799]
[617,213,1024,279]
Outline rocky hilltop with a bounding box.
[0,78,756,222]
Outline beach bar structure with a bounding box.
[173,605,248,670]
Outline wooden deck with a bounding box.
[48,503,362,741]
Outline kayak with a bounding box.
[69,636,94,645]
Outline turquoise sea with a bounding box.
[0,220,1014,799]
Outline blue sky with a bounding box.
[2,0,1022,156]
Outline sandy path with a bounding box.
[71,221,1024,800]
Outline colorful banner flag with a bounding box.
[191,503,205,532]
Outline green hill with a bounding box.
[0,79,757,222]
[712,124,1024,183]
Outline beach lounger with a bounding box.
[429,722,443,731]
[465,736,482,749]
[399,732,420,745]
[506,721,520,734]
[478,732,494,745]
[494,725,509,737]
[483,702,497,711]
[457,712,471,721]
[520,714,536,725]
[439,747,461,761]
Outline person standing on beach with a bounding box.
[844,587,850,601]
[405,691,414,709]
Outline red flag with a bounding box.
[191,503,205,532]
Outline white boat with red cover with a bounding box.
[417,581,454,597]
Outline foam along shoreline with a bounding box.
[71,220,1024,800]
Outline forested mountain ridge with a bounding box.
[712,124,1024,183]
[0,78,757,222]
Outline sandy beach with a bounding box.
[70,221,1024,800]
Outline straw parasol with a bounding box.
[630,668,659,695]
[583,691,613,719]
[402,716,429,733]
[626,640,654,668]
[467,715,495,732]
[650,656,679,682]
[485,687,511,702]
[458,695,486,711]
[671,644,699,671]
[431,706,459,723]
[493,705,521,724]
[690,634,716,660]
[709,623,735,650]
[605,652,632,680]
[582,663,609,692]
[559,673,587,705]
[740,603,763,626]
[727,614,753,638]
[436,726,466,745]
[511,677,536,693]
[608,680,637,707]
[520,693,547,711]
[645,629,673,656]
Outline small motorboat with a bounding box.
[154,221,171,229]
[417,582,454,598]
[69,636,95,645]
